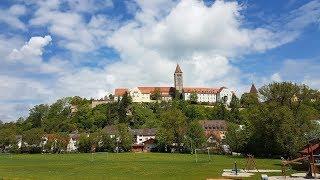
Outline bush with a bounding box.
[77,134,93,153]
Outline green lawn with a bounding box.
[0,153,283,179]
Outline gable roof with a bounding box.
[69,133,80,141]
[199,120,227,129]
[115,88,128,96]
[175,64,183,73]
[137,87,174,94]
[131,128,157,136]
[183,87,220,94]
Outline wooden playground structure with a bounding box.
[281,138,320,178]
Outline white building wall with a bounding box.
[217,88,233,105]
[184,92,217,103]
[67,139,77,152]
[136,135,155,144]
[130,87,151,102]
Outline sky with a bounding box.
[0,0,320,122]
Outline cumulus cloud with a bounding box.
[9,35,52,61]
[0,4,27,30]
[29,0,118,53]
[270,73,282,82]
[277,59,320,89]
[67,0,113,13]
[0,75,51,102]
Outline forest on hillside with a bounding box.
[0,82,320,157]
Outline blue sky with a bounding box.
[0,0,320,122]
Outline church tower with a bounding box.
[174,64,183,92]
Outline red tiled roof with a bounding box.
[199,120,227,130]
[115,88,128,96]
[137,87,174,94]
[183,87,220,94]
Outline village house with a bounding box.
[199,120,227,144]
[132,128,157,144]
[114,64,234,105]
[131,128,157,152]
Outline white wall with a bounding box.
[217,88,233,105]
[130,87,151,102]
[136,135,155,144]
[67,139,77,152]
[184,92,217,103]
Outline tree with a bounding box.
[118,92,132,123]
[229,94,241,123]
[23,128,44,146]
[240,93,259,107]
[225,123,249,153]
[0,128,16,150]
[77,134,93,153]
[236,103,314,157]
[157,108,187,151]
[26,104,49,128]
[97,131,116,152]
[21,128,44,153]
[150,88,161,100]
[44,133,69,153]
[189,92,198,104]
[117,123,133,151]
[132,104,158,128]
[216,103,229,120]
[44,98,71,133]
[185,121,206,152]
[91,105,108,129]
[259,82,317,108]
[72,104,93,131]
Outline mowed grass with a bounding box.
[0,153,282,179]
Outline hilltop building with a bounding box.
[114,64,234,104]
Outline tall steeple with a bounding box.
[174,64,183,92]
[249,83,258,94]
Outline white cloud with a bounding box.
[9,35,52,61]
[28,0,117,53]
[0,4,27,30]
[67,0,113,13]
[0,75,51,101]
[276,59,320,89]
[270,73,282,82]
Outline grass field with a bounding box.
[0,153,283,179]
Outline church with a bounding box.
[114,64,234,105]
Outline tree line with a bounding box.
[0,82,319,156]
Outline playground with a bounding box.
[221,138,320,179]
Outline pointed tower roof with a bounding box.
[250,84,258,93]
[175,64,183,73]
